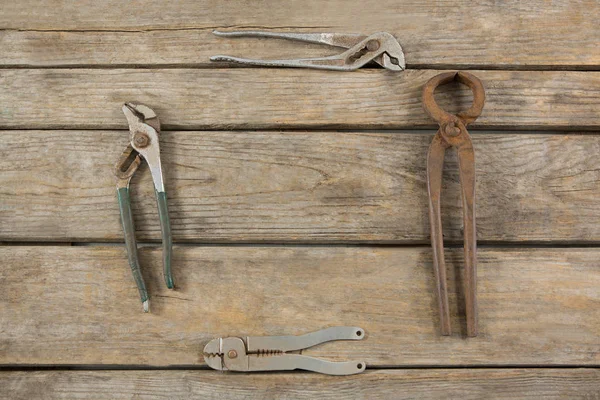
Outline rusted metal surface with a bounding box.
[114,144,142,190]
[423,71,485,337]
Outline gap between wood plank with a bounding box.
[2,128,600,134]
[0,125,596,132]
[1,364,598,371]
[5,241,600,248]
[1,64,599,71]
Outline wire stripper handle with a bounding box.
[247,326,365,353]
[249,354,366,375]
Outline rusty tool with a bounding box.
[422,72,485,337]
[114,103,173,312]
[204,327,366,375]
[210,31,405,71]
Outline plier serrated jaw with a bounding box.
[114,103,174,312]
[422,72,485,337]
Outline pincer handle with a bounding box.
[422,71,485,126]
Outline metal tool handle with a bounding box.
[210,54,358,71]
[117,187,149,312]
[247,327,364,352]
[213,30,367,48]
[155,190,174,289]
[249,354,366,375]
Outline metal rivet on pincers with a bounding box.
[444,122,461,137]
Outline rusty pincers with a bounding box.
[423,72,485,337]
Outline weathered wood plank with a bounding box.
[0,69,599,130]
[1,1,599,67]
[1,246,598,366]
[2,369,599,400]
[2,131,600,243]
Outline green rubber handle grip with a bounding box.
[117,187,149,306]
[156,190,174,289]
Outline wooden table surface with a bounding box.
[1,1,599,398]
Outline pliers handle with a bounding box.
[422,72,485,337]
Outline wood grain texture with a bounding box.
[1,1,598,396]
[2,131,600,243]
[0,69,599,130]
[1,246,599,366]
[1,1,599,67]
[2,369,599,400]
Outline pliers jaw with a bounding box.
[371,31,405,71]
[204,337,250,372]
[122,103,160,132]
[114,103,161,189]
[122,103,166,193]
